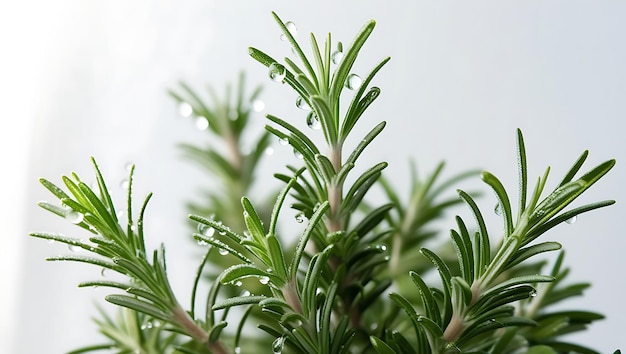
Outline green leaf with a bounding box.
[220,264,271,285]
[212,295,266,311]
[289,201,330,280]
[482,171,513,237]
[370,336,397,354]
[105,295,172,322]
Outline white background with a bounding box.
[1,1,625,353]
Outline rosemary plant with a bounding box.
[32,12,620,354]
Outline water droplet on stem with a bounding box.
[565,215,577,224]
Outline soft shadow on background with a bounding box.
[2,1,625,353]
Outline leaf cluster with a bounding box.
[30,11,620,354]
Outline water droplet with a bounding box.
[243,230,252,239]
[345,73,362,90]
[141,321,153,330]
[529,289,538,298]
[228,110,239,120]
[316,287,323,295]
[197,239,208,246]
[101,268,107,277]
[494,202,503,216]
[178,102,193,117]
[198,224,215,237]
[278,137,289,145]
[331,50,343,64]
[268,63,286,82]
[195,116,209,130]
[285,21,297,36]
[66,210,84,224]
[124,162,134,171]
[370,322,378,330]
[234,280,243,287]
[47,239,55,244]
[264,147,275,156]
[120,179,129,190]
[252,99,265,112]
[377,244,387,252]
[218,248,229,256]
[288,318,303,328]
[234,347,241,354]
[259,276,270,285]
[241,290,251,297]
[68,244,80,253]
[293,149,304,160]
[296,96,310,110]
[279,21,297,41]
[306,112,321,130]
[272,336,285,354]
[565,215,578,224]
[295,212,306,223]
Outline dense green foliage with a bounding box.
[32,12,619,354]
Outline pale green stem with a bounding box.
[172,305,228,354]
[327,144,344,232]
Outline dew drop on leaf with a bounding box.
[68,244,80,253]
[264,147,275,156]
[280,21,297,41]
[268,63,287,82]
[293,149,304,160]
[195,116,209,130]
[178,102,193,117]
[296,96,310,110]
[234,347,241,354]
[259,276,270,285]
[234,280,243,287]
[565,215,577,224]
[252,99,265,112]
[66,210,84,224]
[529,289,538,297]
[218,248,229,256]
[272,336,285,354]
[196,239,208,246]
[331,50,343,64]
[278,137,289,145]
[494,202,503,216]
[120,179,129,190]
[345,73,362,90]
[306,112,321,130]
[198,224,215,237]
[295,212,306,223]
